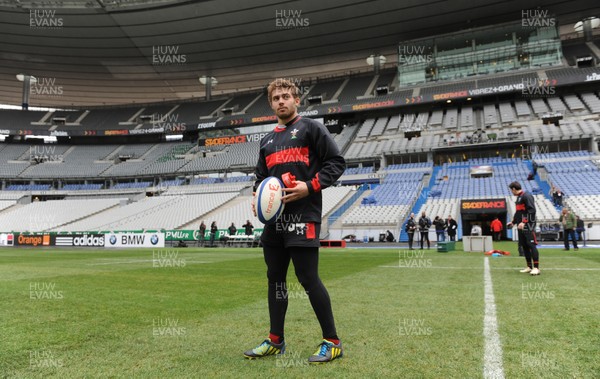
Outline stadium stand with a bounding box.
[0,198,122,232]
[173,100,227,122]
[354,118,376,140]
[57,192,237,232]
[20,145,118,178]
[221,93,261,114]
[165,182,251,195]
[62,184,103,190]
[342,166,430,226]
[375,69,398,90]
[78,108,139,129]
[0,109,47,128]
[580,92,600,113]
[0,43,599,242]
[532,150,600,220]
[333,122,359,153]
[305,78,345,102]
[337,75,375,103]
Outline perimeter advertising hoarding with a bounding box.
[55,234,105,247]
[0,233,14,246]
[104,233,165,248]
[164,230,199,241]
[164,229,263,241]
[13,233,53,246]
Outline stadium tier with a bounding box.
[0,198,123,232]
[336,75,376,104]
[0,37,599,240]
[532,151,600,219]
[3,69,600,137]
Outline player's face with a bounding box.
[270,87,299,123]
[510,188,519,196]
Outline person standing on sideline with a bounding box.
[559,208,578,251]
[575,215,585,243]
[198,221,206,247]
[209,221,217,247]
[244,79,346,364]
[490,217,503,241]
[242,219,254,236]
[418,212,431,249]
[405,213,417,250]
[228,222,237,236]
[446,215,458,241]
[507,181,541,275]
[433,216,446,242]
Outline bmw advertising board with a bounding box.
[105,233,165,248]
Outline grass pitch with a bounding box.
[1,242,599,378]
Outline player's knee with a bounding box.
[294,270,320,290]
[267,270,286,283]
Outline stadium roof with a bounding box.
[0,0,597,107]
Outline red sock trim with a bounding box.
[269,333,282,344]
[325,338,340,345]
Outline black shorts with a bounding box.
[260,222,321,248]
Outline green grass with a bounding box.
[0,243,598,378]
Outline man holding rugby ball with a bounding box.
[244,79,346,363]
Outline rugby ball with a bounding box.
[256,176,285,224]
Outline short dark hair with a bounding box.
[509,181,522,190]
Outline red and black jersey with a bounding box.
[512,190,537,227]
[254,115,346,223]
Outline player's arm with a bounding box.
[253,144,269,216]
[305,122,346,194]
[507,213,517,229]
[523,193,536,226]
[282,122,345,202]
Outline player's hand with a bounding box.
[517,222,525,230]
[282,181,309,203]
[251,192,257,217]
[506,222,513,229]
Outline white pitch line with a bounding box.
[483,257,505,379]
[87,259,155,266]
[86,260,211,266]
[379,265,600,271]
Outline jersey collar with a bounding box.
[274,115,301,132]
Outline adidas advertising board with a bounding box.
[55,234,105,247]
[105,233,165,248]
